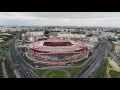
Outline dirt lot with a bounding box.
[106,57,120,78]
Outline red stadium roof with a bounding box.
[29,39,85,53]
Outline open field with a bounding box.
[4,58,16,78]
[66,68,82,78]
[109,70,120,78]
[97,58,108,78]
[33,69,47,78]
[46,70,67,78]
[0,61,3,78]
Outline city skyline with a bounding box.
[0,12,120,27]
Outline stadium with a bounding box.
[26,38,88,65]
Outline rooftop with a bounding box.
[113,41,120,45]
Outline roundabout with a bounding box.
[42,69,71,78]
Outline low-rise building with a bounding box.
[0,39,4,43]
[101,31,115,38]
[58,33,86,39]
[84,41,95,52]
[28,37,34,42]
[113,41,120,54]
[89,36,98,42]
[26,31,44,36]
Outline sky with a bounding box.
[0,12,120,27]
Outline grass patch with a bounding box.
[95,44,100,50]
[89,70,96,78]
[0,37,11,57]
[72,53,92,66]
[109,70,120,78]
[108,54,111,57]
[34,68,83,78]
[105,39,115,52]
[4,58,16,78]
[66,68,82,78]
[46,70,67,78]
[1,51,7,57]
[97,58,108,78]
[33,69,47,78]
[18,47,28,53]
[109,64,112,68]
[0,61,3,78]
[72,58,87,66]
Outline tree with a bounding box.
[87,34,93,37]
[44,30,50,35]
[44,30,50,38]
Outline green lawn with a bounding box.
[1,46,9,56]
[34,68,83,78]
[18,47,28,53]
[1,51,7,57]
[0,34,15,78]
[109,70,120,78]
[0,61,3,78]
[72,59,87,66]
[89,70,96,78]
[105,39,115,51]
[33,69,47,78]
[107,39,115,51]
[97,58,108,78]
[0,37,11,57]
[72,53,92,66]
[46,70,67,78]
[108,54,111,57]
[65,54,92,78]
[95,44,100,50]
[66,68,82,78]
[4,58,16,78]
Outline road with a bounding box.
[9,36,38,78]
[77,38,109,78]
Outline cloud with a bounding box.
[0,12,120,27]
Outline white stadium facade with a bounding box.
[26,38,88,65]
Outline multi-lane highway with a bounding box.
[77,39,109,78]
[9,36,38,78]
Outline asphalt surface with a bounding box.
[77,39,109,78]
[9,37,38,78]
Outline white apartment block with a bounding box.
[57,33,86,38]
[26,31,44,36]
[101,32,115,38]
[0,38,4,43]
[113,41,120,54]
[89,36,98,42]
[0,27,7,32]
[0,27,22,32]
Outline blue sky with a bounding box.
[0,12,120,27]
